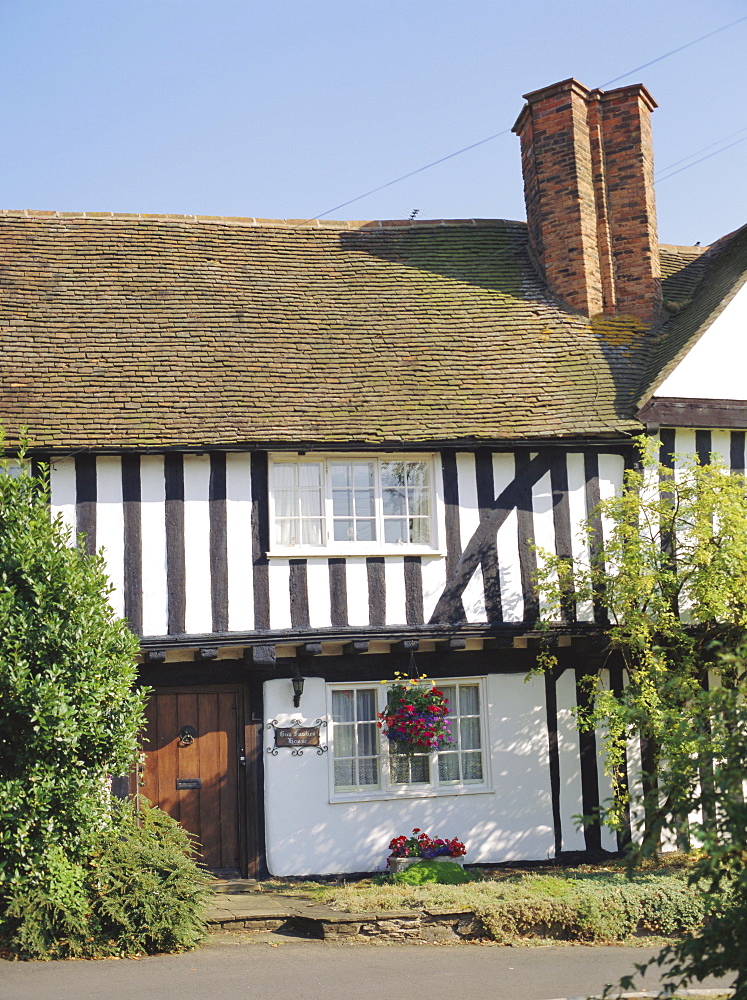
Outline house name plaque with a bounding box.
[267,719,328,756]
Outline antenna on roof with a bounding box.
[408,208,420,221]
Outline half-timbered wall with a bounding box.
[657,428,746,472]
[48,448,634,638]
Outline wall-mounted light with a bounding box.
[291,663,304,708]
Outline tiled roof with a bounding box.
[637,223,747,407]
[0,210,707,451]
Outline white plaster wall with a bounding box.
[656,281,747,399]
[531,469,556,620]
[183,455,212,635]
[96,456,125,619]
[456,452,486,623]
[595,670,620,853]
[555,669,586,852]
[493,453,523,622]
[49,458,76,541]
[566,452,594,622]
[140,455,168,637]
[226,453,254,632]
[263,673,557,876]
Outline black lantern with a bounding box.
[291,664,304,708]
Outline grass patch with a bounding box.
[316,857,716,945]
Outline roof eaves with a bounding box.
[637,223,747,408]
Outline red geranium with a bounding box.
[387,828,466,860]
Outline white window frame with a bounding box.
[326,677,492,803]
[268,453,444,557]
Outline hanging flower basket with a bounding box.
[378,677,452,755]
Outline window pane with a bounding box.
[406,462,429,488]
[356,519,375,542]
[299,489,322,517]
[357,689,377,720]
[332,490,352,516]
[383,488,406,515]
[298,463,323,488]
[408,488,430,517]
[274,463,296,490]
[390,756,410,785]
[440,686,456,712]
[384,519,407,543]
[334,760,355,787]
[358,758,379,786]
[408,755,429,783]
[333,519,353,541]
[438,753,461,783]
[391,754,429,785]
[461,717,481,750]
[332,690,355,723]
[276,519,294,545]
[354,490,375,517]
[301,520,323,545]
[330,462,352,488]
[275,490,296,517]
[380,462,407,488]
[357,722,377,756]
[353,462,375,488]
[459,685,480,715]
[334,726,355,758]
[463,752,483,781]
[409,518,430,544]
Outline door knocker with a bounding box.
[178,725,197,746]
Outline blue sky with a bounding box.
[2,0,745,246]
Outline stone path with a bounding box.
[208,880,480,942]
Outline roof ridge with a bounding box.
[0,209,524,232]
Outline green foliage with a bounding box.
[535,439,747,995]
[2,802,214,959]
[0,452,209,959]
[0,453,145,896]
[390,861,472,885]
[327,867,712,943]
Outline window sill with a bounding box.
[329,785,494,804]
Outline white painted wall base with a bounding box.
[263,673,566,876]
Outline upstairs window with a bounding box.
[269,455,437,554]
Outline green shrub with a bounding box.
[0,457,213,960]
[2,802,214,960]
[0,455,145,893]
[327,866,717,944]
[391,861,472,886]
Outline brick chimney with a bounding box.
[512,78,661,323]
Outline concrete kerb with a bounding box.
[545,993,734,1000]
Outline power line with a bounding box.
[600,13,747,88]
[656,133,747,183]
[308,14,747,221]
[307,129,511,222]
[655,126,747,175]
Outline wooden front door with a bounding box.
[141,686,244,876]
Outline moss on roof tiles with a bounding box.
[0,212,671,449]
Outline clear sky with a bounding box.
[2,0,745,247]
